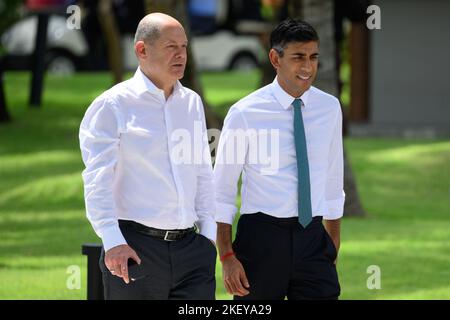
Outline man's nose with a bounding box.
[301,59,313,73]
[175,48,187,60]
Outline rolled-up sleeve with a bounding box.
[324,104,345,220]
[214,107,248,225]
[79,96,127,251]
[194,97,217,242]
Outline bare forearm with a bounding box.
[324,218,341,252]
[217,222,234,257]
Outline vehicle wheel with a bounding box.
[46,52,76,75]
[229,53,258,71]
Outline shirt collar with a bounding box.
[271,76,311,109]
[132,67,183,97]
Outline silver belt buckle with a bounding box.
[164,230,176,241]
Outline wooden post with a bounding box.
[349,21,369,122]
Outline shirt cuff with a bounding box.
[100,225,127,252]
[197,220,217,243]
[215,202,237,225]
[324,197,345,220]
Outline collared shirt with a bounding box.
[79,67,216,251]
[214,77,345,225]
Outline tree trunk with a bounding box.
[343,149,365,216]
[1,0,21,121]
[0,68,10,123]
[257,29,276,86]
[144,0,222,130]
[98,0,123,84]
[255,1,284,87]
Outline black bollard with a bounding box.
[81,243,104,300]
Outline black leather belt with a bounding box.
[119,220,196,241]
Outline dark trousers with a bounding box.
[233,212,340,300]
[99,221,217,300]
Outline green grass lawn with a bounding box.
[1,72,449,299]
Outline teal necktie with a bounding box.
[293,98,312,227]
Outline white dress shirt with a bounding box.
[214,77,345,225]
[80,68,216,251]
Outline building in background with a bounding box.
[349,0,450,138]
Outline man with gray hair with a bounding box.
[79,13,217,299]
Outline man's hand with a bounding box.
[222,256,250,296]
[217,222,250,296]
[324,218,341,265]
[332,239,340,265]
[105,244,141,284]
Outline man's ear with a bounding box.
[269,48,280,70]
[135,41,147,59]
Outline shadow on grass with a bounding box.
[0,107,85,155]
[0,212,96,258]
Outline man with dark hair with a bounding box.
[214,19,344,300]
[80,13,217,300]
